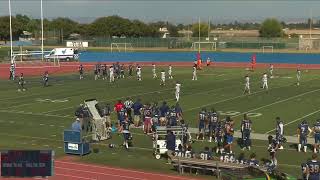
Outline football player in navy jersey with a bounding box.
[297,120,312,152]
[120,116,132,150]
[143,104,152,134]
[306,154,320,180]
[43,71,49,87]
[312,119,320,153]
[102,64,108,80]
[197,108,207,140]
[208,108,218,142]
[216,121,224,154]
[301,162,308,180]
[247,153,259,166]
[18,73,26,91]
[168,106,177,126]
[79,64,84,80]
[275,117,284,149]
[118,107,127,125]
[241,114,252,150]
[200,146,212,160]
[268,138,279,166]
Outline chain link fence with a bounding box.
[59,37,300,50]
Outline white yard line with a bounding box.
[42,87,175,114]
[265,109,320,134]
[0,109,71,118]
[185,76,320,112]
[231,88,320,118]
[43,76,242,116]
[185,87,273,112]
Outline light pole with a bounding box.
[41,0,44,61]
[9,0,13,64]
[8,0,15,80]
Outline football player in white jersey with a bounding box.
[109,66,115,83]
[243,75,250,94]
[175,82,181,102]
[168,65,173,79]
[136,65,142,81]
[160,70,166,86]
[192,65,197,80]
[152,64,157,78]
[297,68,301,86]
[262,73,268,90]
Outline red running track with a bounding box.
[1,61,320,79]
[0,159,197,180]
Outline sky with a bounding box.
[0,0,319,24]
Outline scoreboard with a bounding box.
[0,150,54,177]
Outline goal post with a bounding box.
[262,46,274,53]
[110,43,134,52]
[191,41,217,51]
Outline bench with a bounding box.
[169,155,268,178]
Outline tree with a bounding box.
[0,16,24,42]
[51,17,78,41]
[192,23,209,37]
[259,18,283,38]
[167,23,179,37]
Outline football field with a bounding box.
[1,66,320,178]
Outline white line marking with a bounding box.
[231,88,320,118]
[185,76,320,112]
[42,87,175,114]
[265,109,320,134]
[185,88,267,112]
[0,109,73,118]
[0,132,60,142]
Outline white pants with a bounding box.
[297,75,301,81]
[137,73,141,80]
[168,71,172,78]
[192,73,197,80]
[262,81,268,89]
[175,91,180,101]
[110,74,114,82]
[245,83,250,93]
[153,72,157,78]
[161,78,165,84]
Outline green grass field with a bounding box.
[1,66,320,179]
